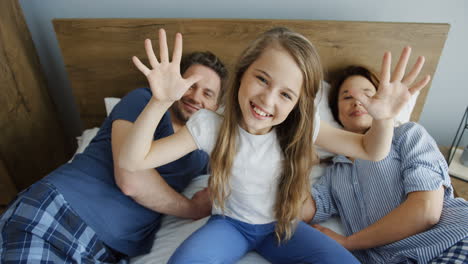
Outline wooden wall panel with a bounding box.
[0,158,16,206]
[0,0,73,191]
[53,19,449,128]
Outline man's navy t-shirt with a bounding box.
[45,88,209,256]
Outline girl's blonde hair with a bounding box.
[209,27,323,242]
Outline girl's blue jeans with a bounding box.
[168,215,359,264]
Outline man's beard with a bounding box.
[170,102,189,123]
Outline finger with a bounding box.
[145,39,159,68]
[391,46,411,82]
[159,28,169,63]
[132,56,151,76]
[409,75,431,94]
[185,74,203,87]
[402,56,425,86]
[172,32,183,65]
[380,51,391,85]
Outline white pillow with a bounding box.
[394,90,420,126]
[313,82,339,159]
[315,81,341,129]
[69,127,99,162]
[104,97,121,116]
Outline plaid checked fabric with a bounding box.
[0,181,123,263]
[429,237,468,264]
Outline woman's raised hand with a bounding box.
[350,46,431,121]
[132,29,202,103]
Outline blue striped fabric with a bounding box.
[0,181,123,263]
[312,122,468,264]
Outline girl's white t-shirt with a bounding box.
[186,109,320,224]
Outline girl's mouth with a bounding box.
[250,102,273,120]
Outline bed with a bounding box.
[53,18,449,263]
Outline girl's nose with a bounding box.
[260,90,275,107]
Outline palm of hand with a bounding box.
[364,81,412,120]
[350,47,430,121]
[132,29,202,103]
[145,63,187,102]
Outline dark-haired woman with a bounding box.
[308,65,468,263]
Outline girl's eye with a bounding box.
[343,96,352,100]
[256,75,268,84]
[281,92,292,100]
[204,92,212,98]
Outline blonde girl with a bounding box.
[120,27,429,263]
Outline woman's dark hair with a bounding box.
[328,66,380,125]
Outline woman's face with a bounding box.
[338,75,377,134]
[237,46,302,135]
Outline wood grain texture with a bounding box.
[0,0,73,191]
[0,159,16,206]
[53,19,449,128]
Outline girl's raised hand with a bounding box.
[350,46,431,121]
[132,29,203,103]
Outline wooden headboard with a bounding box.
[1,1,73,197]
[53,19,449,129]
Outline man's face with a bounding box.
[171,64,222,123]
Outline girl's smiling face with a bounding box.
[238,45,303,135]
[338,75,377,134]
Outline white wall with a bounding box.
[19,0,468,147]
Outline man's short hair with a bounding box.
[180,51,228,104]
